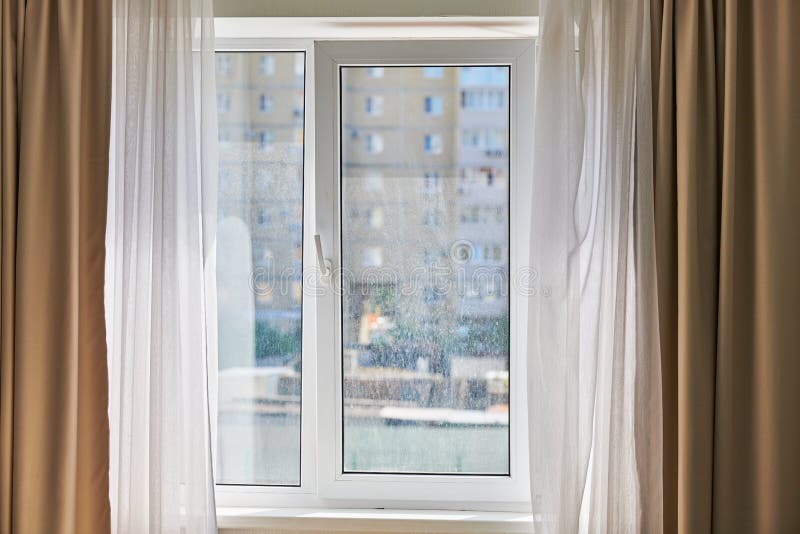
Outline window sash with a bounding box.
[213,35,535,512]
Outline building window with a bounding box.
[367,207,384,228]
[423,95,443,116]
[459,65,509,86]
[493,245,503,261]
[362,246,383,267]
[365,95,384,116]
[258,94,273,113]
[216,93,231,113]
[460,88,506,110]
[365,133,384,154]
[423,209,442,226]
[488,89,505,108]
[461,128,481,147]
[423,66,444,78]
[423,172,441,195]
[460,205,482,223]
[365,67,384,78]
[423,133,443,154]
[216,55,232,76]
[460,128,504,149]
[259,54,276,75]
[486,129,503,149]
[258,131,273,149]
[461,167,505,189]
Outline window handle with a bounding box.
[314,234,332,281]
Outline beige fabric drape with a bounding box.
[0,1,112,533]
[652,1,800,532]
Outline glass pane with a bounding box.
[341,66,510,475]
[216,52,305,485]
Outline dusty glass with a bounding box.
[215,52,305,485]
[341,66,511,475]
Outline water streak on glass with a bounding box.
[341,66,511,475]
[215,52,305,485]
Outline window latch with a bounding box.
[314,234,332,282]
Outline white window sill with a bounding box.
[217,507,533,533]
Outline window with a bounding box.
[424,95,443,116]
[362,246,384,267]
[259,54,276,75]
[424,172,441,196]
[488,89,506,109]
[423,133,443,154]
[341,63,511,472]
[460,65,509,86]
[215,51,305,486]
[462,128,481,147]
[461,205,481,223]
[460,87,508,110]
[487,129,504,150]
[259,94,273,112]
[461,166,506,189]
[258,131,274,149]
[423,66,444,78]
[493,245,503,261]
[365,95,384,116]
[367,207,384,228]
[214,37,534,511]
[460,129,505,150]
[217,92,231,113]
[217,55,233,77]
[365,133,384,154]
[422,208,442,226]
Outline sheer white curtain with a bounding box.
[528,0,662,532]
[105,0,218,532]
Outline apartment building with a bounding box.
[216,52,305,369]
[341,65,510,368]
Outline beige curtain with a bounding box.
[0,1,112,533]
[652,1,800,532]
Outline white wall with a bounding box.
[214,0,537,17]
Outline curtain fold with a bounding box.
[528,0,663,531]
[105,0,218,532]
[653,1,800,532]
[1,0,112,533]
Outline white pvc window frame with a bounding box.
[214,25,535,513]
